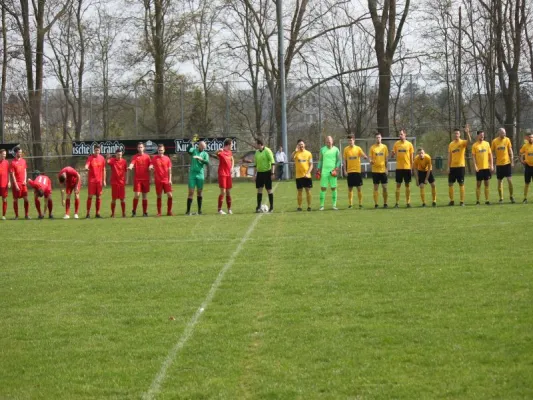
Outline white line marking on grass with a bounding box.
[143,184,278,400]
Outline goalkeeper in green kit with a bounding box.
[317,135,341,210]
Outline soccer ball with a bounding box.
[260,204,269,213]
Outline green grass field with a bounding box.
[1,177,532,399]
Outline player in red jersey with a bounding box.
[28,171,54,219]
[58,166,81,219]
[84,144,106,218]
[128,142,152,217]
[149,144,173,216]
[0,149,10,220]
[9,147,30,219]
[216,138,234,214]
[107,148,128,217]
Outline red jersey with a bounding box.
[130,153,151,181]
[218,149,233,177]
[10,158,27,183]
[85,154,106,184]
[59,167,80,187]
[0,159,9,187]
[108,157,127,185]
[29,175,52,192]
[151,155,172,184]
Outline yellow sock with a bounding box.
[432,187,436,202]
[524,184,529,198]
[383,191,388,204]
[306,191,312,207]
[357,190,362,206]
[406,186,411,204]
[460,185,465,202]
[449,186,454,201]
[509,181,513,197]
[348,191,353,206]
[476,187,480,201]
[395,188,400,203]
[373,190,379,205]
[498,182,503,200]
[420,187,426,204]
[484,186,489,201]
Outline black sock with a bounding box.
[186,198,192,213]
[197,196,202,212]
[257,193,262,209]
[268,193,274,209]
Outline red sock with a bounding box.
[35,198,42,216]
[142,199,148,214]
[86,198,92,214]
[167,198,172,214]
[111,202,116,216]
[226,195,232,210]
[66,199,71,215]
[24,200,29,217]
[74,198,80,214]
[218,194,224,211]
[96,198,101,214]
[121,201,126,216]
[13,200,18,217]
[2,200,7,216]
[157,198,162,214]
[47,199,53,215]
[133,198,139,212]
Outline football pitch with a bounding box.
[1,177,532,399]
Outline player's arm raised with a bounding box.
[464,124,472,142]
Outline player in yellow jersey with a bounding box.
[369,133,389,208]
[447,126,472,206]
[343,134,368,208]
[292,139,313,211]
[471,130,494,205]
[391,129,414,208]
[519,132,533,203]
[491,127,515,203]
[413,148,436,207]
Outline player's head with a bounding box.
[398,129,406,141]
[115,148,123,159]
[453,128,461,140]
[36,188,44,198]
[93,144,101,155]
[0,149,6,160]
[14,147,22,159]
[527,132,533,144]
[325,136,333,147]
[157,144,165,155]
[497,127,506,138]
[347,134,355,145]
[278,146,283,151]
[223,138,232,149]
[296,139,305,150]
[58,173,66,184]
[477,130,485,141]
[198,141,206,151]
[417,147,425,158]
[375,132,382,144]
[255,139,264,150]
[137,142,145,154]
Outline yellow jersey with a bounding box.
[369,143,388,173]
[293,149,313,178]
[392,140,414,169]
[519,143,533,167]
[448,139,468,167]
[343,145,365,173]
[413,154,432,172]
[472,141,492,170]
[491,137,512,165]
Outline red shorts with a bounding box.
[35,188,52,198]
[12,183,28,199]
[111,184,126,200]
[218,175,233,189]
[155,181,172,196]
[88,182,103,196]
[133,180,150,193]
[0,186,7,198]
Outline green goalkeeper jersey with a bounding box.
[318,145,341,172]
[188,145,209,178]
